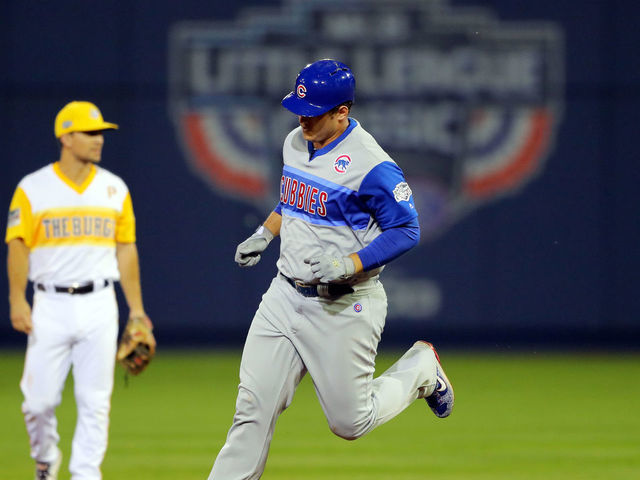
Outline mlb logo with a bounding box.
[333,155,351,174]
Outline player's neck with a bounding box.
[57,155,95,186]
[312,119,349,150]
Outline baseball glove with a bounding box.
[116,314,156,375]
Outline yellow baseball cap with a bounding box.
[54,101,119,138]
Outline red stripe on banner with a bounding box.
[464,109,552,198]
[183,113,266,199]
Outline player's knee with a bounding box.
[233,384,293,425]
[327,416,370,441]
[234,386,260,420]
[231,385,274,427]
[22,396,57,417]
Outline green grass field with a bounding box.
[1,348,639,479]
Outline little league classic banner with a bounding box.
[168,0,564,320]
[169,0,563,239]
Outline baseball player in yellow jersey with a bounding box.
[6,101,152,480]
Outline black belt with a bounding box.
[36,279,111,295]
[280,273,354,298]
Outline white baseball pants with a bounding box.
[20,286,118,480]
[208,274,437,480]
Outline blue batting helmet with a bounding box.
[281,59,355,117]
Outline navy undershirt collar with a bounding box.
[307,118,357,161]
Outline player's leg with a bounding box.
[295,282,438,439]
[20,292,73,470]
[369,341,439,426]
[209,277,306,480]
[68,287,118,480]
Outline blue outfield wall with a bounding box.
[1,0,639,348]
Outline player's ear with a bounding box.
[336,104,350,119]
[59,133,73,148]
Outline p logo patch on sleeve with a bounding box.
[8,208,21,228]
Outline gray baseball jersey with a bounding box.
[276,118,418,284]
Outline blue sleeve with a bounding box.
[358,161,418,229]
[274,202,282,215]
[357,218,420,271]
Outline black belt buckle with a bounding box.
[36,279,109,295]
[56,282,94,294]
[282,274,353,299]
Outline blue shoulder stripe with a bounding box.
[283,165,354,194]
[281,208,362,228]
[280,165,370,230]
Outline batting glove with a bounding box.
[304,255,356,282]
[235,226,274,267]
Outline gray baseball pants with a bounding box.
[208,274,437,479]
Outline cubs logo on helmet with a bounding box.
[169,0,563,235]
[282,59,355,117]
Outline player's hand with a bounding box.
[304,255,356,283]
[235,226,275,267]
[9,297,33,334]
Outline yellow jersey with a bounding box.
[5,162,135,284]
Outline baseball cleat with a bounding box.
[416,341,454,418]
[35,448,62,480]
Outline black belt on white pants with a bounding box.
[35,279,112,295]
[280,273,354,298]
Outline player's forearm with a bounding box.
[263,211,282,237]
[356,222,420,271]
[7,238,30,302]
[116,242,145,316]
[347,253,364,274]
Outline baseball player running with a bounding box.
[207,59,454,479]
[6,101,152,480]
